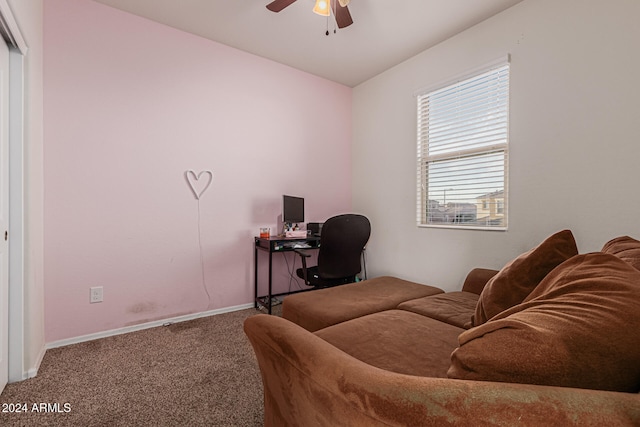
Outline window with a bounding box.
[417,60,509,230]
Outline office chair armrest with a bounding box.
[293,249,312,258]
[293,249,311,286]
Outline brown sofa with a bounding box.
[244,231,640,426]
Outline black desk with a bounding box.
[254,235,320,314]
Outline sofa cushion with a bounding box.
[398,291,479,329]
[283,276,443,332]
[448,253,640,392]
[315,310,463,378]
[601,235,640,271]
[472,229,578,326]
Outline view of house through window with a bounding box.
[417,60,510,230]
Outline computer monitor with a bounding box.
[283,195,304,224]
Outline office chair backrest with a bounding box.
[317,214,371,279]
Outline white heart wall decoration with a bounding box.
[185,170,213,200]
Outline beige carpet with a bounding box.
[0,306,280,426]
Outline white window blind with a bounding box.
[417,62,509,229]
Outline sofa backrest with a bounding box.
[461,268,498,295]
[450,252,640,393]
[601,235,640,271]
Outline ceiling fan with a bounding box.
[266,0,354,29]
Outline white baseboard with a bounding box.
[19,345,46,382]
[45,303,255,350]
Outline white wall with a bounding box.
[43,0,352,343]
[352,0,640,290]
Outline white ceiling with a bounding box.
[91,0,523,87]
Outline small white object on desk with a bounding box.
[285,230,307,238]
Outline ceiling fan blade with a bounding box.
[266,0,297,12]
[338,0,350,6]
[331,1,353,29]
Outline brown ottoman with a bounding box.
[282,276,443,332]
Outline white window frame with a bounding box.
[416,58,510,231]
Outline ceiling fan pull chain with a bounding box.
[334,0,337,34]
[326,8,330,35]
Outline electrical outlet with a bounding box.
[90,286,103,303]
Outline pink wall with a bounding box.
[43,0,352,342]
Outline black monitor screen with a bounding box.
[283,195,304,223]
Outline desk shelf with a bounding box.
[255,235,320,252]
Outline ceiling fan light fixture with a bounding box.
[313,0,330,17]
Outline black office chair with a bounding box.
[295,214,371,288]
